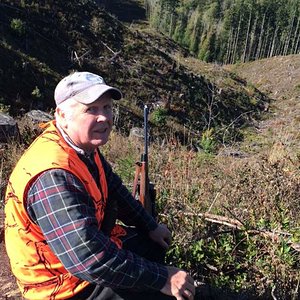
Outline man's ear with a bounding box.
[55,107,68,129]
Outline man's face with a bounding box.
[64,93,113,152]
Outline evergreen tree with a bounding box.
[146,0,300,64]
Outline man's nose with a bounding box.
[96,111,110,122]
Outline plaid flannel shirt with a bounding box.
[26,151,168,291]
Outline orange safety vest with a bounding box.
[5,120,125,300]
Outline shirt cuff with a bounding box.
[144,263,169,291]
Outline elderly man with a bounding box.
[5,72,195,300]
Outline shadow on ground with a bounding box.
[97,0,146,23]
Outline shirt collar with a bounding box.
[56,122,94,158]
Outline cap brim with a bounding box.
[72,84,122,104]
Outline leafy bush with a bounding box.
[151,107,168,126]
[199,128,217,154]
[10,18,26,36]
[31,86,42,99]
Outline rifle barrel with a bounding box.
[143,105,148,159]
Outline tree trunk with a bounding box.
[278,33,287,56]
[242,9,252,62]
[232,14,242,63]
[269,25,278,57]
[255,12,266,60]
[247,15,257,61]
[261,23,271,59]
[292,17,300,53]
[283,12,295,56]
[225,27,234,64]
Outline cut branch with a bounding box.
[160,211,300,252]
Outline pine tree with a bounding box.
[145,0,300,64]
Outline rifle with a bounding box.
[132,105,156,218]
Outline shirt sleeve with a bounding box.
[99,153,158,232]
[26,169,168,290]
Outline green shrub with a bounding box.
[10,18,26,36]
[151,107,168,126]
[31,86,42,99]
[0,99,10,113]
[199,128,217,154]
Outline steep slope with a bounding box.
[1,2,300,299]
[0,0,268,146]
[226,55,300,155]
[227,55,300,101]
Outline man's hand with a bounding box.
[160,266,195,300]
[149,224,172,249]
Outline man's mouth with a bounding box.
[94,128,108,134]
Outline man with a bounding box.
[5,72,195,300]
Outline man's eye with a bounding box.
[104,104,112,110]
[87,107,97,113]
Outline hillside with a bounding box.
[2,1,300,299]
[0,0,269,147]
[225,55,300,156]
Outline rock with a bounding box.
[129,127,144,140]
[25,110,53,124]
[218,147,249,158]
[0,112,19,143]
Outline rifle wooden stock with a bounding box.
[139,155,153,215]
[132,106,156,218]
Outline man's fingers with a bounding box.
[161,240,170,249]
[165,235,172,245]
[161,266,196,299]
[185,276,195,295]
[183,288,194,299]
[188,282,196,295]
[177,281,195,299]
[175,294,185,300]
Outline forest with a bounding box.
[1,1,300,299]
[146,0,300,63]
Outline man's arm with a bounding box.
[100,153,173,249]
[98,154,196,299]
[26,169,168,290]
[100,153,158,232]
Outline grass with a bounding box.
[1,1,300,298]
[1,115,300,299]
[104,126,300,299]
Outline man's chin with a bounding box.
[92,139,108,147]
[91,133,109,145]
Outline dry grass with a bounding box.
[105,128,300,298]
[76,55,300,296]
[106,130,300,226]
[0,142,27,207]
[1,116,300,298]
